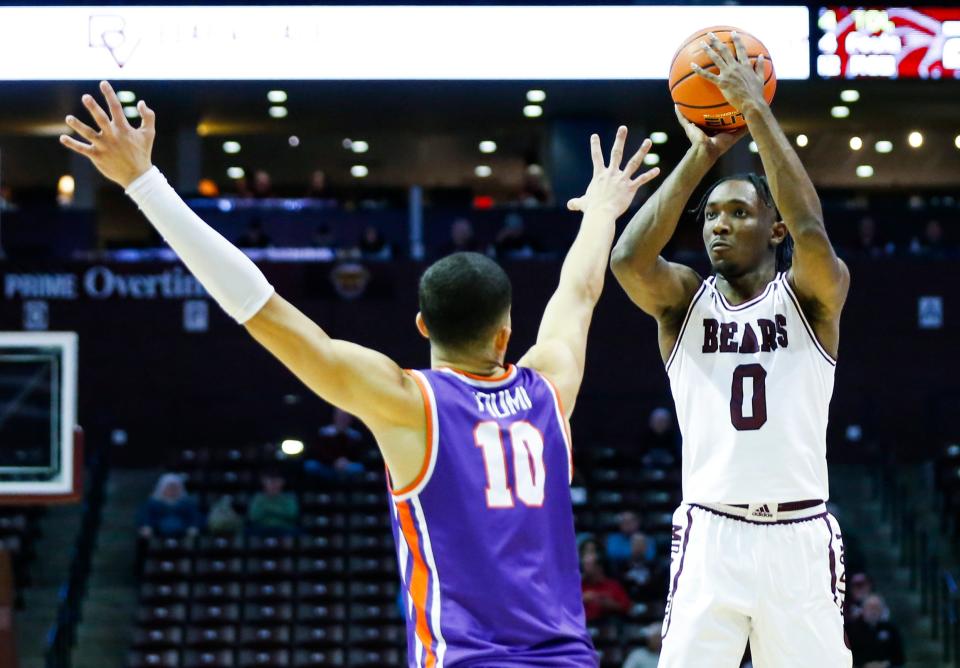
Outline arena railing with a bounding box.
[878,457,960,665]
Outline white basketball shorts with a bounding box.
[658,502,852,668]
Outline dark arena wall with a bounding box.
[0,256,956,463]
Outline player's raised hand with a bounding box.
[60,81,156,189]
[674,105,747,160]
[567,126,660,217]
[692,31,767,113]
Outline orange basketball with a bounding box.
[669,26,776,132]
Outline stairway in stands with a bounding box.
[830,463,945,667]
[72,469,157,668]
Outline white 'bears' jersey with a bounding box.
[666,272,836,504]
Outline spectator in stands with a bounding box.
[910,219,947,258]
[137,473,203,539]
[578,535,600,560]
[439,218,482,257]
[846,572,874,622]
[581,549,632,622]
[206,495,243,535]
[358,225,392,260]
[306,170,329,199]
[855,216,893,258]
[232,173,252,198]
[494,213,540,258]
[619,532,662,602]
[605,511,643,568]
[252,170,273,199]
[247,469,299,536]
[622,622,662,668]
[304,408,366,480]
[518,164,551,207]
[237,220,271,248]
[312,223,337,250]
[641,407,679,466]
[847,594,905,667]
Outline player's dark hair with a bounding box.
[419,252,512,351]
[692,173,794,272]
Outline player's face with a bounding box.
[702,181,776,278]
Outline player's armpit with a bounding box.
[244,293,424,430]
[612,256,702,322]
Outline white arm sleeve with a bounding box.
[125,167,275,324]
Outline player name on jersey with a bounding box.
[472,386,534,417]
[701,315,788,354]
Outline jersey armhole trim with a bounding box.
[539,372,574,485]
[664,281,709,373]
[781,277,838,367]
[391,370,441,500]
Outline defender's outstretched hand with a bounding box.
[60,81,156,189]
[692,31,767,114]
[567,126,660,216]
[674,104,747,160]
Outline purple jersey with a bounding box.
[387,364,597,668]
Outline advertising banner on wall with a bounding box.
[0,5,810,80]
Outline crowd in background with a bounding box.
[135,403,909,668]
[3,162,957,266]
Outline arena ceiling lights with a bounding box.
[0,5,809,81]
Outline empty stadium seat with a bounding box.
[238,649,291,667]
[183,650,236,668]
[296,581,345,603]
[243,581,293,603]
[291,649,346,667]
[292,624,346,648]
[131,626,185,650]
[239,624,292,648]
[140,582,191,605]
[128,649,182,668]
[185,625,238,649]
[193,583,243,604]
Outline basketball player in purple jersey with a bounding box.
[610,35,852,666]
[61,82,661,667]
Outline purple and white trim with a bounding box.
[393,370,441,501]
[540,373,574,484]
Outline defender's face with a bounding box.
[702,181,775,278]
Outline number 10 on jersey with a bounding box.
[474,421,546,508]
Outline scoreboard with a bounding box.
[817,7,960,78]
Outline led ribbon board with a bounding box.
[817,7,960,78]
[0,5,809,80]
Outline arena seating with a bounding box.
[129,444,400,668]
[128,441,681,667]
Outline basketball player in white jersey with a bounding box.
[610,33,852,667]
